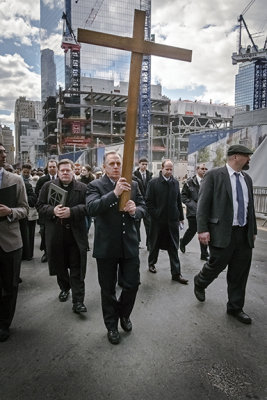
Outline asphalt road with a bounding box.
[1,221,266,400]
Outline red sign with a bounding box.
[72,121,81,134]
[63,137,91,146]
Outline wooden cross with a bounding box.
[78,9,192,210]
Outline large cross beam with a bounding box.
[78,9,192,210]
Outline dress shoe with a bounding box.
[72,302,87,313]
[41,253,47,263]
[58,290,70,302]
[179,239,186,253]
[107,329,120,345]
[0,328,10,342]
[194,276,205,302]
[120,317,132,332]
[149,265,157,273]
[227,310,252,325]
[200,255,209,261]
[172,274,188,284]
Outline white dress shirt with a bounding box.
[226,163,249,226]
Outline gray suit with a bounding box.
[195,165,257,312]
[0,170,28,330]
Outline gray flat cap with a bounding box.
[227,144,253,156]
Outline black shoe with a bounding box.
[120,317,132,332]
[172,274,188,284]
[0,328,10,342]
[149,265,157,273]
[72,302,87,313]
[227,310,252,325]
[179,239,186,253]
[107,329,120,344]
[200,255,209,261]
[41,253,47,263]
[194,276,205,302]
[58,290,70,302]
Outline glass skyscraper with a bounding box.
[40,0,151,96]
[235,62,255,111]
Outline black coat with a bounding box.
[146,173,184,250]
[197,166,257,248]
[37,179,88,279]
[86,174,146,259]
[181,175,200,217]
[133,169,153,197]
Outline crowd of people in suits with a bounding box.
[0,143,257,344]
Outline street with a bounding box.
[1,222,267,400]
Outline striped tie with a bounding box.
[234,172,245,226]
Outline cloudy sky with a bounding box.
[0,0,266,129]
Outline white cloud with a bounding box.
[0,53,41,127]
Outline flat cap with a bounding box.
[227,144,253,156]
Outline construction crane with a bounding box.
[84,0,105,27]
[232,0,267,65]
[61,12,81,96]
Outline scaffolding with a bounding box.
[138,0,151,159]
[254,61,267,109]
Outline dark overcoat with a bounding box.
[37,179,88,279]
[146,173,184,250]
[181,175,200,218]
[86,174,146,259]
[197,165,257,248]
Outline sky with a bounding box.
[0,0,266,129]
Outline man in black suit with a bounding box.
[133,157,152,249]
[146,159,188,284]
[86,151,146,345]
[180,163,209,260]
[35,159,57,263]
[37,159,88,314]
[194,145,257,324]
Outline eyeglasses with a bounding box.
[0,150,8,155]
[200,168,208,170]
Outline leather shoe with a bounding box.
[179,239,186,253]
[107,329,120,345]
[149,265,157,273]
[194,276,205,301]
[120,317,132,332]
[58,290,70,302]
[200,255,209,261]
[0,328,10,342]
[41,253,47,263]
[72,302,87,313]
[227,310,252,324]
[172,274,188,284]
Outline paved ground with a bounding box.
[1,221,267,400]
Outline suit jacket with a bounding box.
[37,179,88,279]
[146,173,184,250]
[181,175,200,218]
[0,170,28,252]
[35,174,52,198]
[86,174,146,259]
[133,169,153,197]
[197,165,257,248]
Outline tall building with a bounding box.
[40,0,152,156]
[41,49,57,103]
[0,125,14,164]
[14,97,44,164]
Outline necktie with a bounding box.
[142,173,146,184]
[234,172,245,226]
[52,176,55,180]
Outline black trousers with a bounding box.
[56,228,85,303]
[96,257,140,330]
[136,215,151,248]
[0,247,22,329]
[148,243,181,276]
[195,226,252,312]
[181,216,209,257]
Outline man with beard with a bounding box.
[194,145,257,324]
[146,159,188,284]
